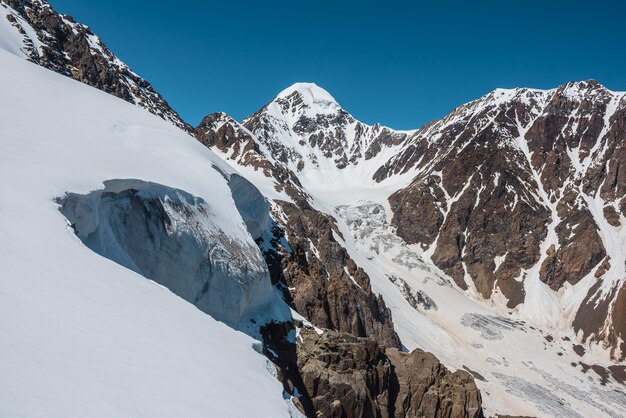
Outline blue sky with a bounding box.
[50,0,626,130]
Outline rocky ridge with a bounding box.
[295,327,483,418]
[0,0,189,130]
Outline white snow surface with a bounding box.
[0,43,301,418]
[277,82,340,110]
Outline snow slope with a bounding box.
[0,45,300,417]
[0,0,189,130]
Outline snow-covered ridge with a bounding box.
[232,82,419,203]
[0,46,300,417]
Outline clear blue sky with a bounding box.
[50,0,626,130]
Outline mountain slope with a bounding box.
[385,81,626,360]
[0,42,301,417]
[0,0,190,130]
[0,13,485,418]
[196,82,626,418]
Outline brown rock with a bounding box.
[594,256,611,278]
[386,348,483,418]
[603,206,621,227]
[294,328,484,418]
[268,200,402,350]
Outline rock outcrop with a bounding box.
[290,327,483,418]
[268,200,401,350]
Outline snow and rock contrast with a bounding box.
[0,0,189,130]
[385,81,626,362]
[0,35,302,416]
[196,81,626,417]
[2,0,625,416]
[0,4,485,418]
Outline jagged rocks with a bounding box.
[195,112,259,158]
[293,327,483,418]
[386,348,483,418]
[2,0,189,130]
[268,200,402,350]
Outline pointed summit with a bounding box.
[275,82,341,114]
[277,82,337,102]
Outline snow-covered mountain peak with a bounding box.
[236,83,417,187]
[560,78,606,92]
[275,82,340,113]
[198,75,626,417]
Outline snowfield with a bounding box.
[0,44,300,417]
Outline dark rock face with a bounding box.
[386,348,483,418]
[195,112,310,203]
[387,82,622,292]
[388,91,551,306]
[292,327,483,418]
[2,0,189,130]
[269,200,402,350]
[384,82,626,358]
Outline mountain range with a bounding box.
[1,1,625,417]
